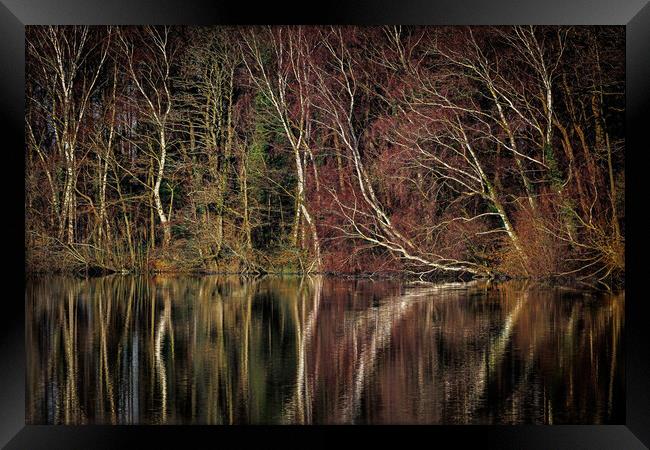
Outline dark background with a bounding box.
[1,0,649,448]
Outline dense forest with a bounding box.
[25,26,625,285]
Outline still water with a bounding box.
[26,275,624,425]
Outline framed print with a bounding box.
[1,0,649,448]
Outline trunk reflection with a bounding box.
[26,276,624,424]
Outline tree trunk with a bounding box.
[240,158,253,251]
[154,129,171,248]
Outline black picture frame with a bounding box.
[2,1,649,448]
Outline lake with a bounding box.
[25,275,624,424]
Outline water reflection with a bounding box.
[26,276,624,424]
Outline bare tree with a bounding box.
[117,26,174,248]
[27,26,110,244]
[241,26,322,271]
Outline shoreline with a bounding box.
[24,268,623,291]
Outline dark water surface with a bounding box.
[26,275,624,424]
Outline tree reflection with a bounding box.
[26,276,623,424]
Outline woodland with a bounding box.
[25,26,625,285]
